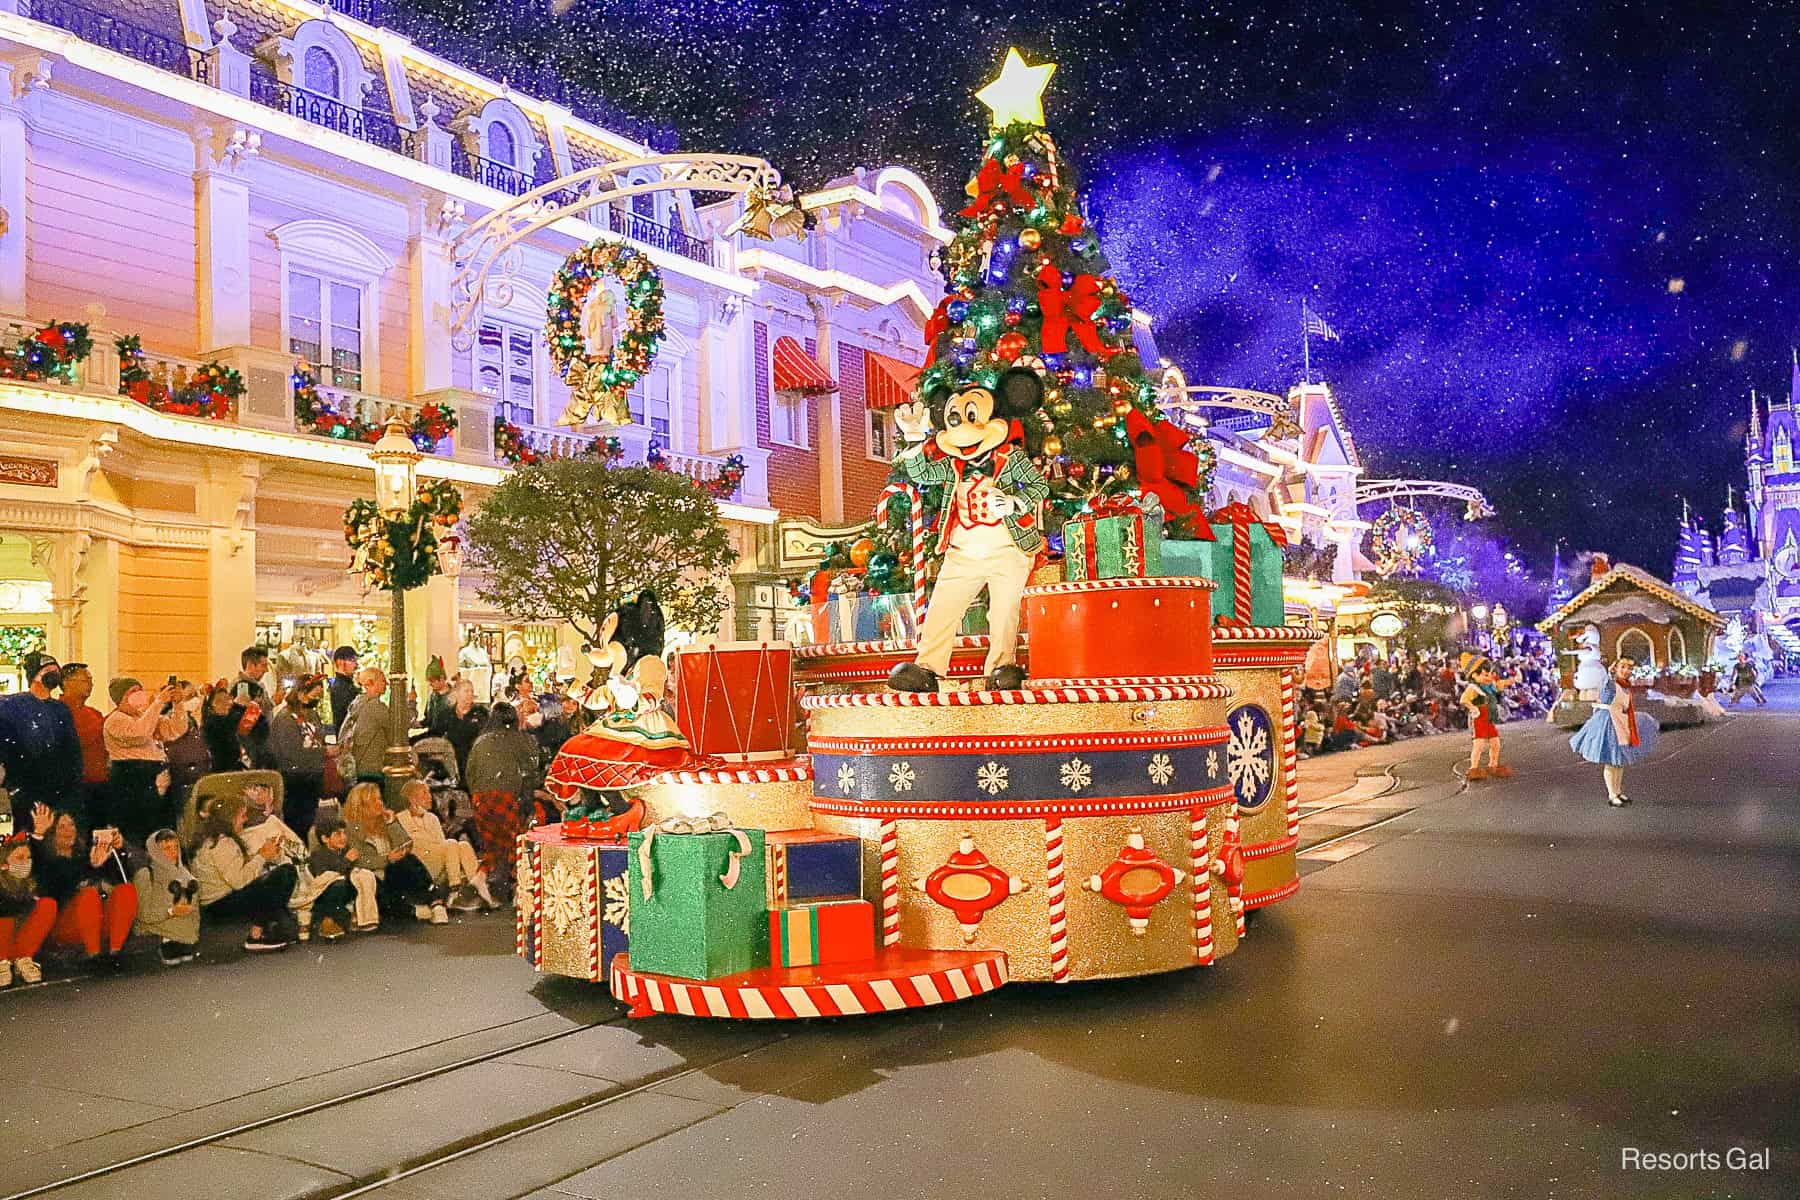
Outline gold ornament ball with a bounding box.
[1115,464,1132,481]
[1042,434,1063,457]
[1019,228,1042,251]
[1112,397,1133,416]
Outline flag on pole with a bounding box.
[1303,311,1341,342]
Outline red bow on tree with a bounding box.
[1037,265,1112,357]
[1125,407,1209,528]
[959,157,1033,217]
[922,295,953,367]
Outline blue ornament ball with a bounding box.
[946,300,970,323]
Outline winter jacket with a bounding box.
[266,705,327,778]
[132,855,200,945]
[202,704,249,774]
[193,833,275,906]
[465,729,541,798]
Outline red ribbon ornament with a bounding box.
[1037,265,1110,356]
[922,295,953,367]
[959,157,1033,217]
[1124,407,1206,522]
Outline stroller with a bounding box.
[411,736,473,840]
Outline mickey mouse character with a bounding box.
[888,368,1051,692]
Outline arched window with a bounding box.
[1667,626,1687,665]
[303,46,341,99]
[487,121,516,167]
[1617,628,1655,667]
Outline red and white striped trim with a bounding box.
[1024,575,1216,596]
[1242,834,1299,860]
[801,683,1227,709]
[795,635,992,660]
[1210,625,1321,641]
[1027,674,1231,690]
[808,728,1227,755]
[1190,806,1212,964]
[808,785,1235,821]
[1279,668,1301,837]
[1227,803,1246,938]
[879,820,900,947]
[1212,648,1311,668]
[1243,878,1301,909]
[586,842,602,983]
[796,660,987,684]
[641,757,813,785]
[515,835,533,967]
[609,950,1009,1019]
[1045,817,1069,983]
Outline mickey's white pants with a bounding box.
[914,530,1034,679]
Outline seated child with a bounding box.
[0,834,55,985]
[309,811,374,935]
[1300,708,1325,757]
[133,828,200,965]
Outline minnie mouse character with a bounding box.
[888,368,1051,692]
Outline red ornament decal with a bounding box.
[915,833,1028,942]
[1084,829,1185,935]
[1211,826,1246,920]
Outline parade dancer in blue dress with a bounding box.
[1569,656,1659,807]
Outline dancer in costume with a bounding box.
[1569,656,1659,806]
[1459,653,1517,780]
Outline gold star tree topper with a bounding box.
[975,48,1057,128]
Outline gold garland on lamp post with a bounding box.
[350,416,464,803]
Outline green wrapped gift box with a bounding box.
[627,827,768,980]
[1062,504,1164,580]
[1204,503,1286,626]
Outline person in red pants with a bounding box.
[26,805,137,969]
[0,834,57,985]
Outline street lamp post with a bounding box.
[370,415,423,800]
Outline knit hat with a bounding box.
[20,651,56,683]
[426,655,447,683]
[108,676,143,706]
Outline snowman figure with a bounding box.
[1571,625,1606,701]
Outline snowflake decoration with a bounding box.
[889,761,917,793]
[542,860,585,935]
[836,763,857,793]
[1227,705,1274,809]
[1207,749,1220,778]
[976,761,1010,795]
[1147,753,1174,786]
[601,871,629,934]
[1060,757,1093,792]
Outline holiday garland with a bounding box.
[1370,505,1436,577]
[294,365,459,448]
[0,624,47,664]
[343,478,463,592]
[545,238,664,426]
[493,413,541,466]
[116,335,244,420]
[0,321,92,384]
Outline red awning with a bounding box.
[772,336,837,395]
[864,348,921,410]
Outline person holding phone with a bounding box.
[102,677,190,846]
[341,784,439,923]
[28,806,137,970]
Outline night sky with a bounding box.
[392,0,1800,602]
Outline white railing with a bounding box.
[313,379,422,429]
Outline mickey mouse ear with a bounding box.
[994,367,1044,417]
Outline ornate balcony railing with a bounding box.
[21,0,205,80]
[447,142,534,197]
[607,207,713,267]
[247,71,403,152]
[322,0,382,22]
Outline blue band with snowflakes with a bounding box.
[1225,703,1277,812]
[813,741,1227,807]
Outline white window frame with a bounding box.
[1616,628,1656,668]
[263,20,372,110]
[866,406,894,462]
[629,367,673,443]
[269,219,394,396]
[771,389,810,449]
[476,315,541,422]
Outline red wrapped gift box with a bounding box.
[1023,577,1215,681]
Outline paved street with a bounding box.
[2,687,1795,1200]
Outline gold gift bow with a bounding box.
[636,812,753,900]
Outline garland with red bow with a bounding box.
[960,155,1034,217]
[1037,264,1111,357]
[494,414,541,466]
[118,334,244,421]
[0,321,92,384]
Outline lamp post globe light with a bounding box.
[369,414,423,798]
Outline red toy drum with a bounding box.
[672,641,796,759]
[1022,577,1216,681]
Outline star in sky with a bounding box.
[974,48,1057,129]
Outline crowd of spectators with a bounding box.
[0,644,588,985]
[1299,645,1562,756]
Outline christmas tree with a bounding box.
[865,50,1216,603]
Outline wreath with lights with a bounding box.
[117,335,244,421]
[0,321,92,384]
[545,238,664,426]
[343,479,463,592]
[1370,505,1435,577]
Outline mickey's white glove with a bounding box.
[892,401,932,453]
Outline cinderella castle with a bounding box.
[1672,358,1800,658]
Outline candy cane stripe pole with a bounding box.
[1227,803,1245,938]
[880,820,901,946]
[1190,806,1212,963]
[1233,534,1253,621]
[909,485,928,630]
[1280,668,1301,837]
[1045,817,1069,982]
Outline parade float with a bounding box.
[515,51,1313,1018]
